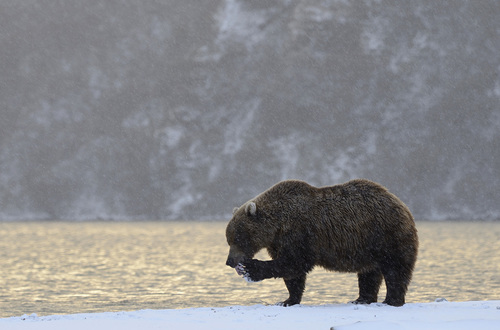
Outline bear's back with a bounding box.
[318,179,412,223]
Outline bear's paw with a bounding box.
[235,261,262,283]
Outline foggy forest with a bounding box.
[1,1,499,221]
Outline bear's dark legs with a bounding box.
[381,267,411,307]
[279,275,306,306]
[353,269,383,304]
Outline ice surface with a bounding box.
[1,301,499,330]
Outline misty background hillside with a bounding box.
[1,1,499,221]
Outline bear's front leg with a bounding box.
[279,275,306,306]
[238,258,311,283]
[236,259,279,282]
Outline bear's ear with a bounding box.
[232,207,239,215]
[245,202,257,216]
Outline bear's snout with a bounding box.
[226,256,237,268]
[226,255,247,268]
[226,245,248,268]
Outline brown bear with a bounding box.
[225,179,418,307]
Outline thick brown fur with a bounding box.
[225,179,418,307]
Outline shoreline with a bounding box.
[1,300,499,330]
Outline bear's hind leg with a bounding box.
[278,275,306,306]
[352,269,383,304]
[381,267,410,307]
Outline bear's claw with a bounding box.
[235,263,246,276]
[235,263,257,283]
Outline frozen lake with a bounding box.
[0,221,499,317]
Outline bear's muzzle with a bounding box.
[226,245,248,268]
[226,256,238,268]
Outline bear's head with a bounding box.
[225,201,278,268]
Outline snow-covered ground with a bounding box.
[1,300,499,330]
